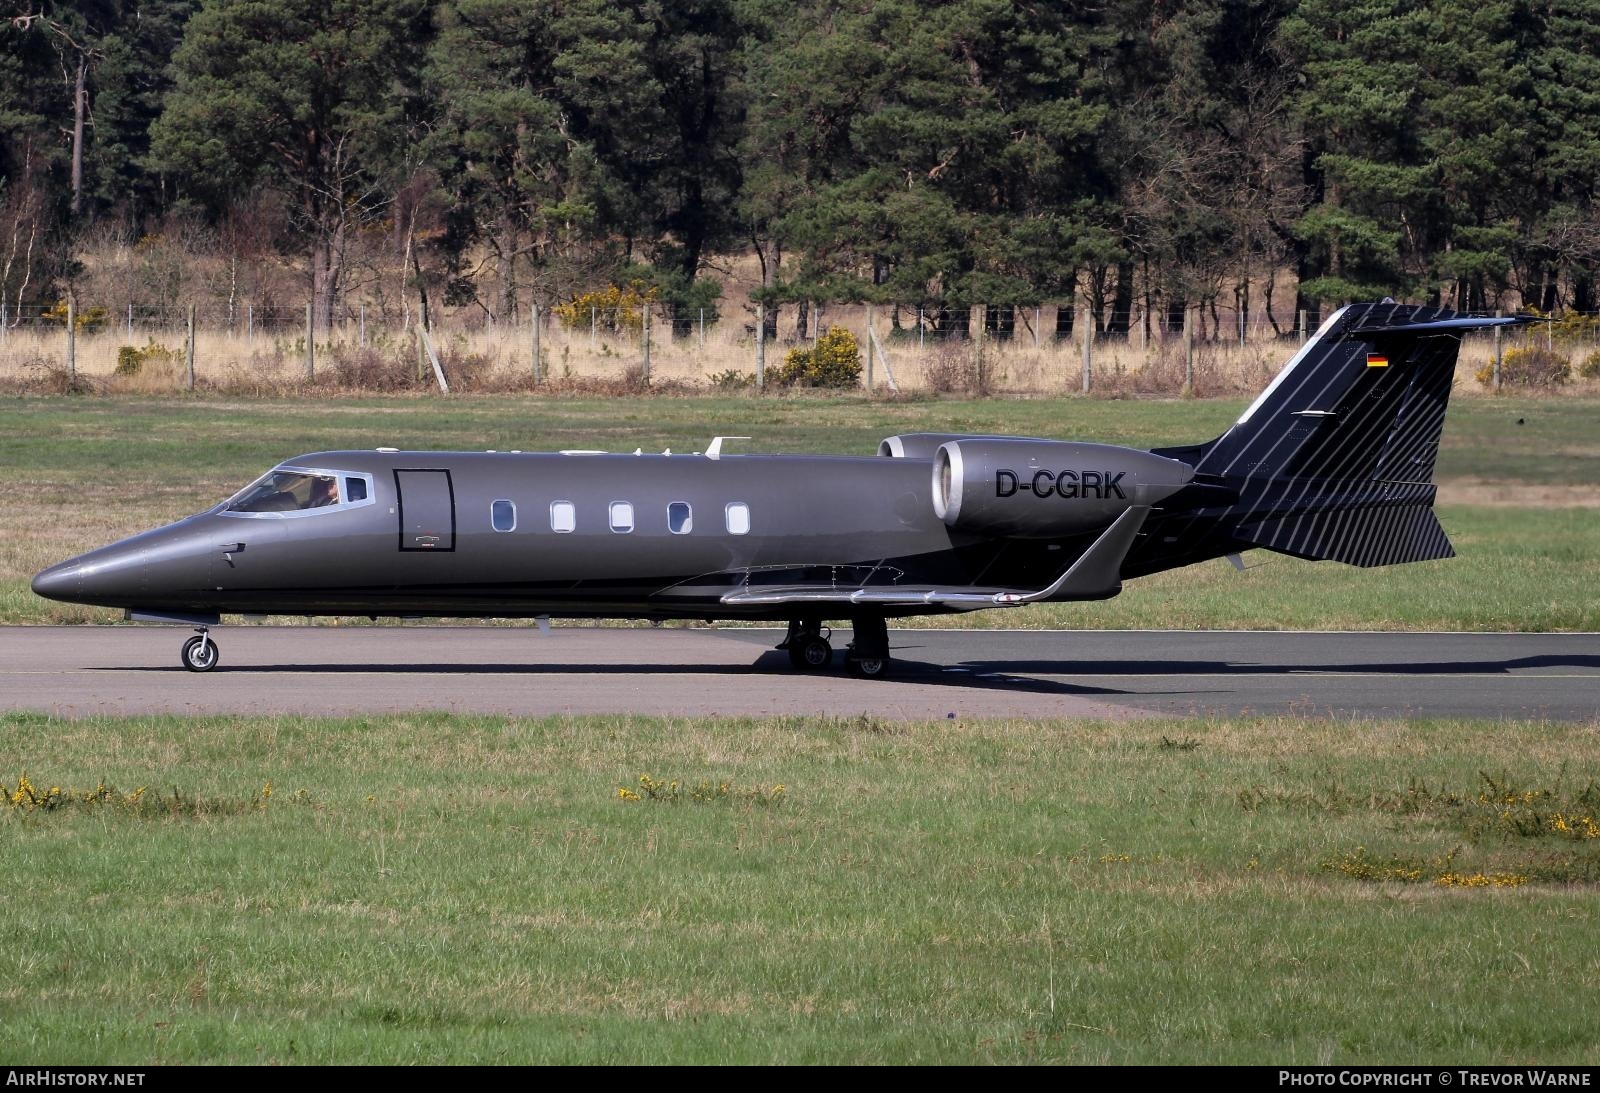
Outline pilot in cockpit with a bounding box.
[308,476,339,508]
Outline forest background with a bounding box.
[4,0,1599,353]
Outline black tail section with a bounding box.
[1167,303,1525,568]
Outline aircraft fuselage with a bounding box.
[34,450,1105,622]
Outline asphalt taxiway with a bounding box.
[1,626,1595,721]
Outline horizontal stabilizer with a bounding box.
[1348,315,1531,335]
[1235,502,1454,568]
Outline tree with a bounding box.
[0,5,75,309]
[87,0,198,224]
[426,0,604,317]
[1112,0,1304,335]
[1516,0,1600,310]
[745,1,1110,332]
[152,0,429,330]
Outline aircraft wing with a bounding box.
[720,505,1152,609]
[720,585,1023,610]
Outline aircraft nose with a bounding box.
[31,539,151,607]
[31,561,82,601]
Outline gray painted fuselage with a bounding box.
[35,450,1064,621]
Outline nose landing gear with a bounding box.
[181,627,219,672]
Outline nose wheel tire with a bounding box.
[789,635,833,670]
[181,633,219,673]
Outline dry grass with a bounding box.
[6,310,1595,398]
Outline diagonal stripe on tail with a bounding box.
[1235,502,1455,567]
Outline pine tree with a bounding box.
[152,0,430,330]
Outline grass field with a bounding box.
[4,710,1599,1064]
[4,394,1598,1066]
[3,393,1596,629]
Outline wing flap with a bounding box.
[719,506,1153,609]
[719,585,1016,610]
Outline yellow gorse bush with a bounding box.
[7,773,147,813]
[779,326,862,388]
[553,284,658,334]
[616,773,786,807]
[40,300,111,332]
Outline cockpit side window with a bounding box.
[222,467,376,517]
[226,471,338,512]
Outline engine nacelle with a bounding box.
[878,432,1047,459]
[932,439,1194,538]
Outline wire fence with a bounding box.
[1,298,1595,395]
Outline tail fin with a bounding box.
[1180,302,1524,567]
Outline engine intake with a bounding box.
[878,432,1046,459]
[932,439,1194,538]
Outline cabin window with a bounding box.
[725,502,750,535]
[345,477,368,503]
[491,499,516,532]
[668,501,693,535]
[609,501,634,533]
[550,500,576,533]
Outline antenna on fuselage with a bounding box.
[705,436,751,461]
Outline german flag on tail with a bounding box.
[1365,353,1389,368]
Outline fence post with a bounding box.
[755,301,766,390]
[1136,305,1146,357]
[1183,308,1195,395]
[641,305,650,383]
[1034,306,1042,350]
[527,302,539,383]
[918,307,925,351]
[1493,310,1503,391]
[1081,309,1093,393]
[126,302,133,339]
[1297,308,1307,344]
[698,308,705,349]
[359,304,367,348]
[865,303,875,389]
[66,293,76,378]
[972,304,984,382]
[0,300,6,342]
[1239,307,1246,348]
[186,304,196,390]
[246,302,253,342]
[590,306,597,348]
[305,302,315,380]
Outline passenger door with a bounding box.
[395,469,456,551]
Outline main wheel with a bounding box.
[848,657,888,679]
[181,634,219,673]
[793,635,832,670]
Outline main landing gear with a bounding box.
[181,626,219,672]
[776,616,891,678]
[779,620,834,670]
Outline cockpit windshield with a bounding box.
[226,470,341,513]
